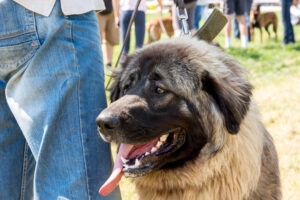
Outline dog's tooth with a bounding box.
[123,164,129,170]
[160,134,168,142]
[134,158,141,167]
[156,141,162,148]
[145,151,150,156]
[151,147,158,153]
[121,156,129,164]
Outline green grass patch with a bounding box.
[107,12,300,86]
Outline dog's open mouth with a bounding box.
[123,128,186,177]
[99,128,186,196]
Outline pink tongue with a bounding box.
[98,143,134,196]
[99,139,159,196]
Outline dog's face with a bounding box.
[96,38,252,178]
[250,4,261,24]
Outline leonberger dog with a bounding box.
[96,37,281,200]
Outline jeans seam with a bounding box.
[32,12,41,46]
[0,5,35,40]
[20,142,29,200]
[69,19,91,200]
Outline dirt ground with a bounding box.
[253,72,300,200]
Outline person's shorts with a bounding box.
[223,0,245,16]
[97,12,120,45]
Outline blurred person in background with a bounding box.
[281,0,295,44]
[233,0,253,41]
[97,0,120,67]
[114,0,162,58]
[194,0,209,30]
[291,0,300,25]
[223,0,249,48]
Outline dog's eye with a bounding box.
[155,87,165,94]
[123,85,130,95]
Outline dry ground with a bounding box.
[254,72,300,200]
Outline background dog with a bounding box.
[146,16,174,44]
[250,4,278,42]
[97,37,281,200]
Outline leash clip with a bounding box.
[176,6,190,36]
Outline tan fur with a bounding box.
[132,104,271,200]
[127,38,281,200]
[146,16,174,44]
[102,38,281,200]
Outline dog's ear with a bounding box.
[109,56,131,102]
[257,4,261,12]
[109,70,122,102]
[201,71,252,134]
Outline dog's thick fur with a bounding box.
[97,37,281,200]
[146,16,174,44]
[250,4,278,42]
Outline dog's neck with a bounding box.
[130,104,264,200]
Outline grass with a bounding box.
[104,10,300,200]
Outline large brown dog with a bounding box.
[250,4,278,42]
[146,16,174,44]
[97,37,281,200]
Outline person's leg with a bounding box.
[233,17,240,39]
[0,1,36,199]
[105,12,120,66]
[194,5,202,30]
[103,41,114,66]
[134,11,146,49]
[69,11,121,199]
[236,0,248,48]
[1,1,121,199]
[245,0,253,41]
[97,14,112,66]
[0,83,35,200]
[194,5,209,30]
[281,0,295,44]
[236,14,248,48]
[120,10,133,54]
[224,14,233,48]
[186,2,197,34]
[223,0,234,48]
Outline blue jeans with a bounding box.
[281,0,295,44]
[0,0,121,199]
[120,10,145,55]
[194,5,207,30]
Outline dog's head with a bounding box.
[250,3,261,24]
[97,37,252,195]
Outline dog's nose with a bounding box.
[96,113,120,132]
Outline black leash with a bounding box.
[106,0,142,90]
[106,0,190,90]
[105,0,224,91]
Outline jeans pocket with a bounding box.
[0,0,40,70]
